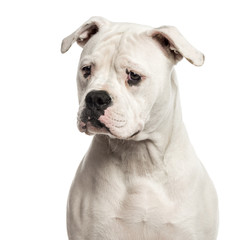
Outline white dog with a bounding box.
[61,16,218,240]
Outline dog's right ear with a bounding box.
[61,16,109,54]
[148,26,204,66]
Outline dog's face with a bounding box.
[75,25,174,140]
[61,17,204,140]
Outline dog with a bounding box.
[61,16,218,240]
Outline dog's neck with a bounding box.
[94,71,195,176]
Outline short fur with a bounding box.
[61,17,218,240]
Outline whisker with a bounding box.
[112,111,124,117]
[106,115,126,123]
[113,124,126,128]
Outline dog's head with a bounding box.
[61,17,204,140]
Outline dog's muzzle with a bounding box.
[80,90,112,129]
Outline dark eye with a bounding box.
[126,69,142,86]
[82,66,92,78]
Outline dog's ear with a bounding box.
[149,26,204,66]
[61,16,110,54]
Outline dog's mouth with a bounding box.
[78,117,140,139]
[87,117,106,129]
[78,108,140,139]
[78,107,108,132]
[78,117,111,135]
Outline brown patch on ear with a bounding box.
[61,17,110,54]
[187,58,194,65]
[152,33,183,63]
[76,24,99,47]
[153,33,170,48]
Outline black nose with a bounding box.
[85,90,112,111]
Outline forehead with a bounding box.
[80,23,155,67]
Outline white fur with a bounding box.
[62,17,218,240]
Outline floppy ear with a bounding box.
[61,16,110,54]
[149,26,204,66]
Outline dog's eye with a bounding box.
[82,66,92,78]
[126,69,142,86]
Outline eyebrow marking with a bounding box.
[79,56,95,67]
[121,58,149,77]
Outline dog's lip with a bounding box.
[128,130,140,138]
[98,115,141,139]
[78,119,111,135]
[78,120,86,132]
[78,119,140,139]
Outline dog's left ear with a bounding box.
[61,16,110,54]
[149,26,204,66]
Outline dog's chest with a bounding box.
[84,179,178,239]
[68,147,198,239]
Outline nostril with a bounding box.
[96,96,111,107]
[97,97,104,106]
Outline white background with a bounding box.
[0,0,251,239]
